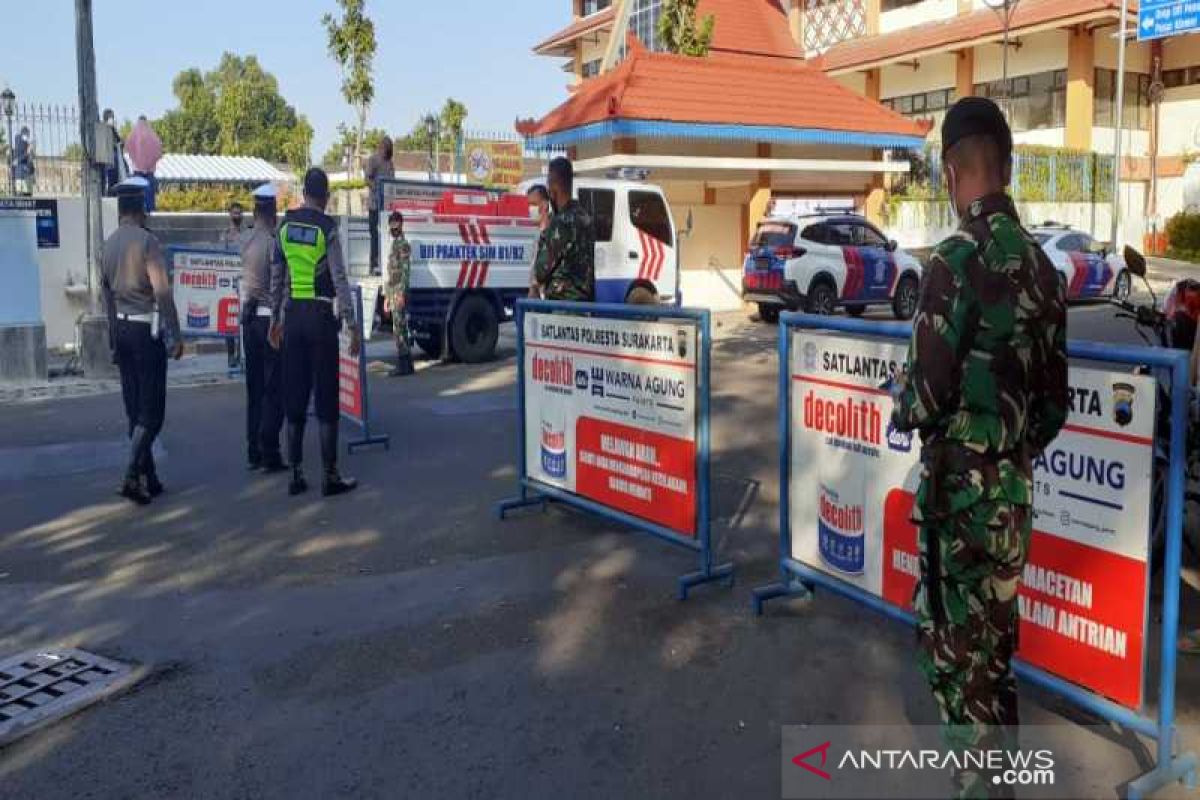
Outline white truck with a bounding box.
[373,176,681,362]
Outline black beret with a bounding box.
[941,96,1013,160]
[303,167,330,201]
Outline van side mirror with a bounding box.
[886,239,898,252]
[1123,245,1147,277]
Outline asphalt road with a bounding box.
[0,302,1196,799]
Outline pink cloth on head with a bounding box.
[125,119,163,174]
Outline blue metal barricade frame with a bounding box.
[343,285,390,454]
[752,312,1197,799]
[496,299,734,599]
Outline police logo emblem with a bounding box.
[1112,382,1136,427]
[803,342,819,371]
[676,328,689,359]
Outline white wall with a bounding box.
[880,0,957,34]
[1013,128,1067,148]
[974,30,1068,84]
[1091,127,1151,157]
[880,54,956,99]
[37,198,118,350]
[887,200,1122,248]
[1159,86,1200,156]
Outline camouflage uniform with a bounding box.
[536,199,595,301]
[893,193,1068,798]
[530,225,550,297]
[387,234,412,358]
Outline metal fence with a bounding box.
[892,145,1115,204]
[1,102,84,196]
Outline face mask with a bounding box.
[945,164,959,227]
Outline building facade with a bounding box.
[534,0,1200,249]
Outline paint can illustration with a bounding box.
[540,405,568,481]
[818,457,866,575]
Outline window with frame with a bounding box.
[1056,234,1083,252]
[882,88,955,132]
[1094,69,1151,130]
[972,70,1066,132]
[581,59,602,79]
[800,223,828,244]
[629,191,673,247]
[825,222,856,246]
[629,0,664,51]
[854,223,888,248]
[578,188,615,243]
[583,0,612,15]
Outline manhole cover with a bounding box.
[0,648,142,746]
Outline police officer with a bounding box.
[891,97,1068,798]
[268,167,360,497]
[101,177,183,505]
[239,184,285,472]
[385,209,414,377]
[535,157,594,302]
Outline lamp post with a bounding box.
[982,0,1019,111]
[1110,0,1130,250]
[424,114,441,182]
[1,88,16,196]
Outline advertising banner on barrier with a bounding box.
[789,331,1154,709]
[171,249,241,338]
[523,310,699,536]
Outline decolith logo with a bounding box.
[802,391,882,446]
[532,354,573,387]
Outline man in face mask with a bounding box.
[535,157,594,302]
[891,97,1068,799]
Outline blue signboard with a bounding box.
[1139,0,1200,41]
[0,198,59,248]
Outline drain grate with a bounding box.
[0,648,141,746]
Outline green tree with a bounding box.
[398,98,470,153]
[156,54,313,166]
[657,0,715,57]
[322,0,376,178]
[320,123,390,170]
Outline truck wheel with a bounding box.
[449,294,499,364]
[625,285,657,305]
[414,326,444,358]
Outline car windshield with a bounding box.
[1034,233,1053,245]
[753,222,796,248]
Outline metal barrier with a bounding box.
[497,299,733,599]
[752,312,1197,799]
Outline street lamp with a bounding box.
[1,88,15,196]
[982,0,1019,110]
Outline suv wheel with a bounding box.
[892,274,920,320]
[804,282,837,316]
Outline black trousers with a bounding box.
[115,319,167,441]
[283,300,341,424]
[368,207,381,274]
[243,316,284,459]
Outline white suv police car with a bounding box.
[1030,222,1129,302]
[742,212,923,322]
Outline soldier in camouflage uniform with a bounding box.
[891,98,1068,799]
[536,157,595,302]
[386,210,414,377]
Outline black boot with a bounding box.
[143,447,165,497]
[287,422,308,496]
[388,353,415,377]
[319,422,357,496]
[118,426,152,505]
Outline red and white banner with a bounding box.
[791,331,1155,709]
[172,249,241,337]
[524,311,699,536]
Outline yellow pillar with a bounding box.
[955,49,974,100]
[1066,25,1095,151]
[865,175,887,228]
[865,68,882,103]
[748,145,773,240]
[787,0,803,49]
[866,0,881,36]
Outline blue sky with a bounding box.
[2,0,570,159]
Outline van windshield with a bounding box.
[753,222,796,248]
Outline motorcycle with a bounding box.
[1109,245,1200,571]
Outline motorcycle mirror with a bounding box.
[1124,245,1147,277]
